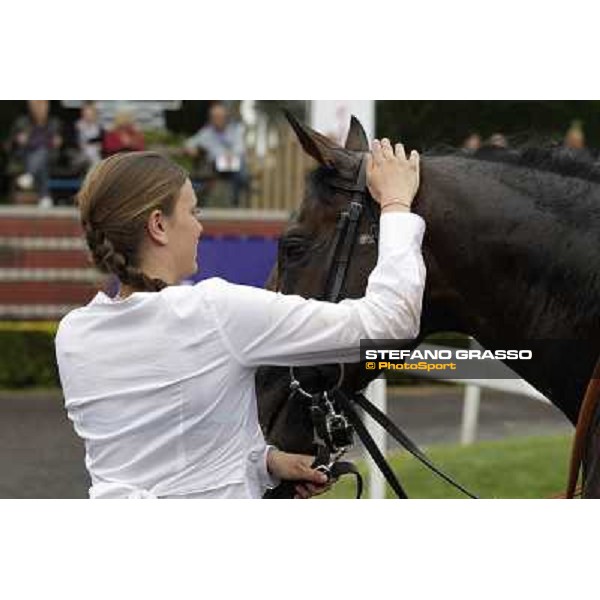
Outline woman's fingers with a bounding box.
[294,484,311,499]
[294,481,332,499]
[396,142,408,161]
[371,139,383,165]
[410,149,420,187]
[381,138,394,159]
[289,454,328,484]
[304,466,328,485]
[372,138,408,170]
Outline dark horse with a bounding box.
[255,113,600,498]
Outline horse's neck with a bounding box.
[415,156,600,423]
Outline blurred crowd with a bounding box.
[1,100,249,208]
[459,121,595,162]
[1,101,598,209]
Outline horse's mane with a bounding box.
[301,145,600,224]
[307,146,600,201]
[429,145,600,184]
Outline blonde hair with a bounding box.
[77,151,188,292]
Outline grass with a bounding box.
[0,321,58,334]
[319,434,572,499]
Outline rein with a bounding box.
[266,155,478,500]
[565,354,600,498]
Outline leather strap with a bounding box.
[323,157,371,303]
[325,201,363,302]
[329,461,363,499]
[337,390,408,498]
[566,354,600,498]
[350,391,478,498]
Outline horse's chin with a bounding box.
[268,429,315,455]
[255,365,312,453]
[255,362,380,455]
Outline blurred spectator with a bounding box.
[75,101,103,170]
[461,132,482,153]
[8,100,62,207]
[185,101,248,206]
[564,121,585,149]
[488,133,509,148]
[103,108,145,156]
[563,120,594,162]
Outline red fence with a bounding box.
[0,206,288,320]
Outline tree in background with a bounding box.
[376,101,600,151]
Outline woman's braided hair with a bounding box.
[77,151,188,292]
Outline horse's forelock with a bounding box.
[298,167,347,223]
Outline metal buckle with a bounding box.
[348,200,363,221]
[288,364,345,397]
[315,448,347,479]
[325,410,354,450]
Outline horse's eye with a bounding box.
[280,236,308,262]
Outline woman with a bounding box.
[55,139,424,499]
[102,108,145,156]
[75,101,103,169]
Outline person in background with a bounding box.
[103,108,145,156]
[75,101,103,170]
[487,132,509,149]
[461,132,481,153]
[564,121,585,149]
[563,120,594,162]
[9,100,62,207]
[185,101,248,206]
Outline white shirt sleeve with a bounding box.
[201,212,426,368]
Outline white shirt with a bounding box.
[55,212,426,499]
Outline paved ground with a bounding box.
[0,385,572,498]
[0,390,87,498]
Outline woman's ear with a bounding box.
[146,209,169,245]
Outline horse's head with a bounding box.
[272,111,378,298]
[255,112,381,453]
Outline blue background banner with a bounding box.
[191,236,278,288]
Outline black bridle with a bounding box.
[321,156,378,302]
[265,154,477,499]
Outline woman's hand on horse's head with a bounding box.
[367,138,420,213]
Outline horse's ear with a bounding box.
[344,115,369,151]
[284,110,337,167]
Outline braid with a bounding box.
[121,265,169,293]
[76,152,188,294]
[83,220,168,292]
